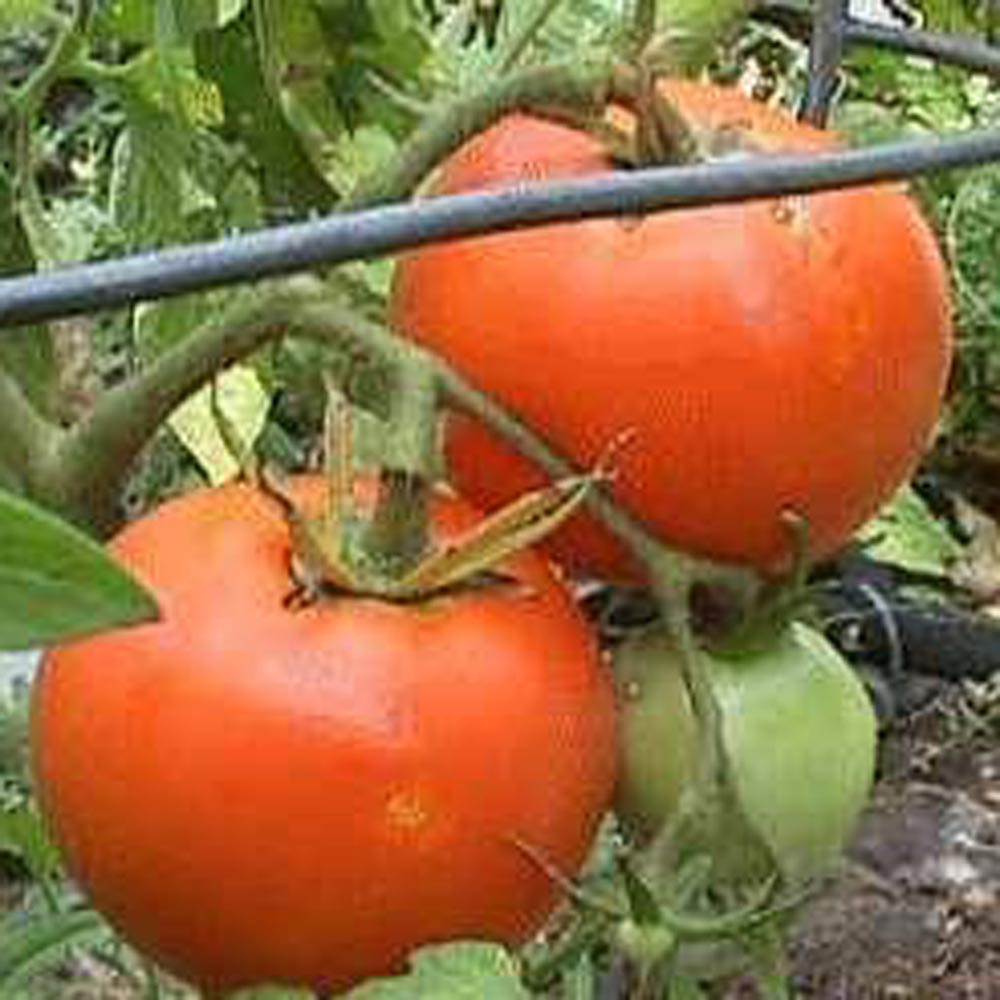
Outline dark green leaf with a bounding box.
[0,793,61,880]
[0,489,158,651]
[194,10,338,215]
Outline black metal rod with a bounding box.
[2,126,1000,330]
[846,17,1000,76]
[756,2,1000,78]
[801,0,849,127]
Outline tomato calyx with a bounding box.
[252,382,611,608]
[703,509,815,659]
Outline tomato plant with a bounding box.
[392,78,953,579]
[30,476,617,995]
[614,621,877,887]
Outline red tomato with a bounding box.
[31,478,616,994]
[392,79,953,578]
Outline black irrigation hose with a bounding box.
[816,558,1000,685]
[3,125,1000,329]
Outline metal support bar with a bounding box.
[801,0,850,127]
[2,126,1000,329]
[757,1,1000,78]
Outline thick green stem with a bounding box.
[44,285,314,532]
[347,59,615,208]
[0,366,59,492]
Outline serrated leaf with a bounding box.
[0,490,159,650]
[347,942,530,999]
[169,365,270,484]
[858,485,963,577]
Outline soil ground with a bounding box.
[776,676,1000,999]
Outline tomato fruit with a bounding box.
[614,622,877,885]
[392,79,953,578]
[31,477,616,994]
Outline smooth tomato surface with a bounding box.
[392,79,953,578]
[31,478,616,994]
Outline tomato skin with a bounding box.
[614,623,877,886]
[31,478,616,994]
[392,79,953,578]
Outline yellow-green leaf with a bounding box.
[169,365,270,484]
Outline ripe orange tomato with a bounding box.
[392,79,953,578]
[31,478,616,994]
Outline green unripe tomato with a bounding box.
[615,622,877,886]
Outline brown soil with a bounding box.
[781,677,1000,999]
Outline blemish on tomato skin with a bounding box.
[772,196,811,237]
[385,789,431,832]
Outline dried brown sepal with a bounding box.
[392,466,605,598]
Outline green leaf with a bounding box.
[0,792,61,880]
[347,942,531,999]
[133,288,239,360]
[194,10,338,214]
[0,909,107,994]
[0,0,56,34]
[169,364,270,484]
[156,0,222,47]
[858,485,963,577]
[0,489,159,651]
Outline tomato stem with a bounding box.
[363,469,432,575]
[628,0,659,58]
[609,63,700,167]
[358,352,440,573]
[347,59,616,208]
